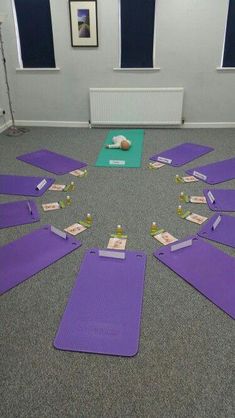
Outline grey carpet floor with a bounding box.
[0,127,234,418]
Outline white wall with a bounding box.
[0,17,11,130]
[0,0,234,125]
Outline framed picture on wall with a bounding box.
[69,0,98,47]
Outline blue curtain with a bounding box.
[120,0,156,68]
[223,0,235,67]
[14,0,55,68]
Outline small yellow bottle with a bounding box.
[116,224,123,236]
[70,181,75,191]
[177,205,183,216]
[85,213,93,226]
[150,222,158,235]
[175,175,181,184]
[179,192,185,202]
[66,195,72,205]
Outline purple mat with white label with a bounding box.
[154,236,235,319]
[0,225,82,295]
[186,157,235,184]
[17,149,87,175]
[204,189,235,212]
[0,200,39,229]
[54,248,146,356]
[198,213,235,248]
[149,143,214,167]
[0,174,54,196]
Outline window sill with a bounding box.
[16,67,60,72]
[113,67,160,72]
[216,67,235,72]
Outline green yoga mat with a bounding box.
[95,130,144,168]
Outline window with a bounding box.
[119,0,156,69]
[222,0,235,67]
[13,0,56,68]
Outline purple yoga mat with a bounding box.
[186,157,235,184]
[154,235,235,319]
[204,189,235,212]
[198,213,235,248]
[0,225,82,295]
[54,248,146,356]
[17,149,87,175]
[0,200,39,229]
[0,174,54,196]
[149,143,214,167]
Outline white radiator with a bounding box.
[89,88,184,127]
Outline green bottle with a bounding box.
[150,222,158,235]
[66,195,72,205]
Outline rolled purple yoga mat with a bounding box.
[149,143,214,167]
[0,199,39,229]
[0,225,82,295]
[54,248,147,356]
[154,235,235,319]
[17,149,87,175]
[204,189,235,212]
[186,157,235,184]
[197,213,235,248]
[0,174,54,196]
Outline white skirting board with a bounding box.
[0,120,11,134]
[1,120,234,132]
[14,120,90,128]
[182,122,235,128]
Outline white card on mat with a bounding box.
[212,215,221,231]
[157,157,172,164]
[193,171,207,181]
[99,250,125,259]
[36,179,47,190]
[208,191,215,203]
[51,226,67,239]
[109,160,125,165]
[171,239,193,252]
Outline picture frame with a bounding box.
[69,0,98,47]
